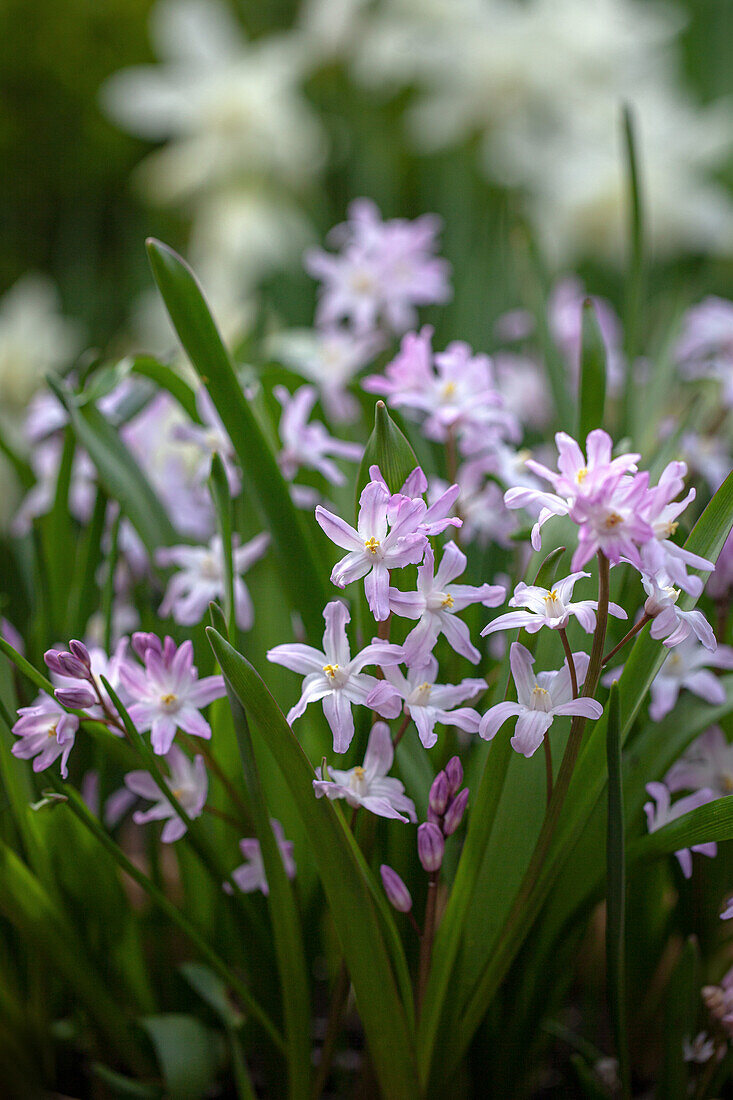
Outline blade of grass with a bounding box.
[605,682,630,1098]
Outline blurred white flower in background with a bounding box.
[0,275,81,410]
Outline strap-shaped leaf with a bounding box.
[605,683,630,1098]
[206,628,419,1099]
[146,239,330,637]
[47,374,176,557]
[628,796,733,862]
[576,298,606,442]
[356,401,417,509]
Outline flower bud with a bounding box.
[57,653,90,679]
[54,686,97,710]
[418,822,444,873]
[443,787,469,836]
[428,771,449,817]
[445,756,463,796]
[44,649,65,675]
[68,640,91,668]
[380,865,412,913]
[132,632,159,661]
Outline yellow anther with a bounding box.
[323,663,340,678]
[723,775,733,794]
[442,381,457,398]
[666,521,679,536]
[604,512,623,528]
[171,788,183,800]
[353,766,366,780]
[48,723,58,739]
[544,589,558,602]
[419,682,431,693]
[160,693,177,706]
[364,536,380,554]
[441,594,455,609]
[576,467,588,483]
[532,685,549,696]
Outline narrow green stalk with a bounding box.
[417,873,440,1016]
[605,682,630,1098]
[602,613,652,667]
[622,104,645,432]
[46,777,285,1053]
[312,961,351,1099]
[558,627,578,698]
[209,452,236,641]
[543,735,553,805]
[102,509,121,655]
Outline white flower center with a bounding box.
[427,590,454,612]
[542,589,564,618]
[323,663,347,688]
[349,765,367,795]
[530,684,551,712]
[160,692,179,712]
[411,681,432,705]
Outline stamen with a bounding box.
[441,594,455,609]
[323,663,340,678]
[364,537,380,554]
[576,467,588,483]
[604,512,623,528]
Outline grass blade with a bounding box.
[605,682,630,1098]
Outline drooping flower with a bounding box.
[368,656,485,750]
[305,199,451,335]
[641,563,716,650]
[315,477,428,620]
[643,781,717,878]
[121,636,226,755]
[267,600,403,752]
[226,820,296,895]
[389,541,504,666]
[481,571,626,638]
[666,727,733,798]
[479,642,602,758]
[124,746,208,843]
[639,460,715,596]
[313,721,416,821]
[274,384,362,484]
[156,532,270,630]
[11,693,79,779]
[647,638,733,722]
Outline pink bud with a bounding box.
[55,687,96,709]
[380,865,412,913]
[44,649,64,675]
[68,640,91,668]
[443,788,469,836]
[445,756,463,796]
[418,822,444,873]
[132,632,160,661]
[57,653,90,679]
[429,771,449,817]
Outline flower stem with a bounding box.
[393,713,411,748]
[183,733,252,831]
[312,960,351,1099]
[203,804,243,831]
[417,872,440,1016]
[602,612,651,667]
[558,628,578,698]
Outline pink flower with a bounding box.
[314,721,416,821]
[368,656,485,750]
[121,636,225,755]
[666,727,733,798]
[647,638,733,722]
[368,465,461,538]
[675,296,733,407]
[274,384,362,484]
[481,571,626,638]
[226,820,296,896]
[157,533,270,630]
[548,276,625,395]
[267,600,403,752]
[643,781,717,878]
[125,746,208,843]
[315,477,428,621]
[641,563,716,650]
[11,692,79,778]
[305,199,451,336]
[268,327,382,424]
[390,541,504,667]
[639,461,715,595]
[479,643,602,758]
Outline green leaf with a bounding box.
[605,683,629,1098]
[46,374,176,558]
[145,238,329,637]
[140,1014,222,1100]
[209,454,236,640]
[576,299,607,441]
[216,621,311,1099]
[629,796,733,863]
[356,401,417,507]
[179,963,244,1030]
[91,1064,163,1099]
[129,355,202,423]
[206,628,418,1099]
[659,937,699,1099]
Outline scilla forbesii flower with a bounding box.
[368,657,485,750]
[315,476,429,621]
[124,746,207,843]
[389,541,505,666]
[156,532,270,630]
[314,721,416,821]
[11,693,79,778]
[666,727,733,798]
[479,642,602,758]
[482,571,626,638]
[267,600,403,752]
[226,821,296,896]
[646,638,733,722]
[640,563,716,650]
[274,384,363,484]
[643,781,717,879]
[121,634,226,755]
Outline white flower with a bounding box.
[479,642,602,758]
[157,532,270,630]
[482,571,626,638]
[643,781,717,879]
[0,275,81,408]
[314,721,416,821]
[125,745,208,843]
[666,727,733,799]
[227,820,296,895]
